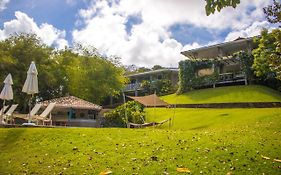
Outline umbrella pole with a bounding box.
[28,95,32,123]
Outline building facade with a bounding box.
[180,37,254,89]
[124,68,179,96]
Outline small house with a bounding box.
[41,96,102,127]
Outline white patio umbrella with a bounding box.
[22,61,38,124]
[0,74,13,124]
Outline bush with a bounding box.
[103,101,145,127]
[141,79,173,95]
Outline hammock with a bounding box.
[127,118,171,128]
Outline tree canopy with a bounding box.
[205,0,240,15]
[252,29,281,80]
[0,34,127,112]
[263,0,281,27]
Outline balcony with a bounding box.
[217,72,246,84]
[124,83,142,92]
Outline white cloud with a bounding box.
[0,11,68,49]
[72,0,273,67]
[225,21,272,41]
[0,0,9,11]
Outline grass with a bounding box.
[161,85,281,104]
[1,108,281,174]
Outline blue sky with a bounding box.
[0,0,275,67]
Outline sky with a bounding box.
[0,0,277,67]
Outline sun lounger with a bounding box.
[13,103,42,121]
[34,103,56,125]
[3,104,18,124]
[29,103,42,118]
[0,105,8,114]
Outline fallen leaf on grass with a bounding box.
[176,168,191,173]
[261,155,270,160]
[99,170,112,175]
[273,159,281,163]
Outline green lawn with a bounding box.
[162,85,281,104]
[1,108,281,174]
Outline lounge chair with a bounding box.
[3,104,18,124]
[0,105,8,114]
[13,103,42,122]
[29,103,42,118]
[34,103,56,125]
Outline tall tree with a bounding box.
[0,34,59,111]
[55,48,127,104]
[0,34,128,111]
[252,29,281,80]
[252,1,281,81]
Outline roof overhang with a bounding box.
[126,69,179,78]
[181,37,255,60]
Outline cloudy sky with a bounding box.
[0,0,277,67]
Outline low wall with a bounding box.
[147,102,281,108]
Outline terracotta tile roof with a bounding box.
[41,96,102,110]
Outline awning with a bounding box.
[127,94,169,107]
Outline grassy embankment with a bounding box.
[162,85,281,104]
[0,85,281,174]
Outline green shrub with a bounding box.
[103,101,145,127]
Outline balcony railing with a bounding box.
[217,72,246,84]
[124,83,142,91]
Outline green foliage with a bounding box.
[263,0,281,27]
[162,85,281,104]
[141,79,173,95]
[178,60,218,93]
[234,51,255,82]
[0,34,56,111]
[103,101,145,127]
[56,49,127,104]
[152,65,164,70]
[205,0,240,15]
[252,29,281,80]
[0,34,127,111]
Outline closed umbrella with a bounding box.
[0,74,13,124]
[22,61,38,124]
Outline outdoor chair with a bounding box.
[28,103,42,118]
[3,104,18,124]
[13,103,42,123]
[34,103,56,126]
[0,105,9,114]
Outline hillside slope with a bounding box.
[162,85,281,104]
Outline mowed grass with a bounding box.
[1,108,281,174]
[161,85,281,104]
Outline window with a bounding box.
[80,112,85,118]
[197,68,214,77]
[88,110,97,120]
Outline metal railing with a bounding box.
[124,83,142,91]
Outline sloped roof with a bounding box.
[128,94,169,107]
[41,96,102,110]
[126,68,179,78]
[181,37,254,59]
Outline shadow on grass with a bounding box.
[189,124,210,130]
[0,129,26,150]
